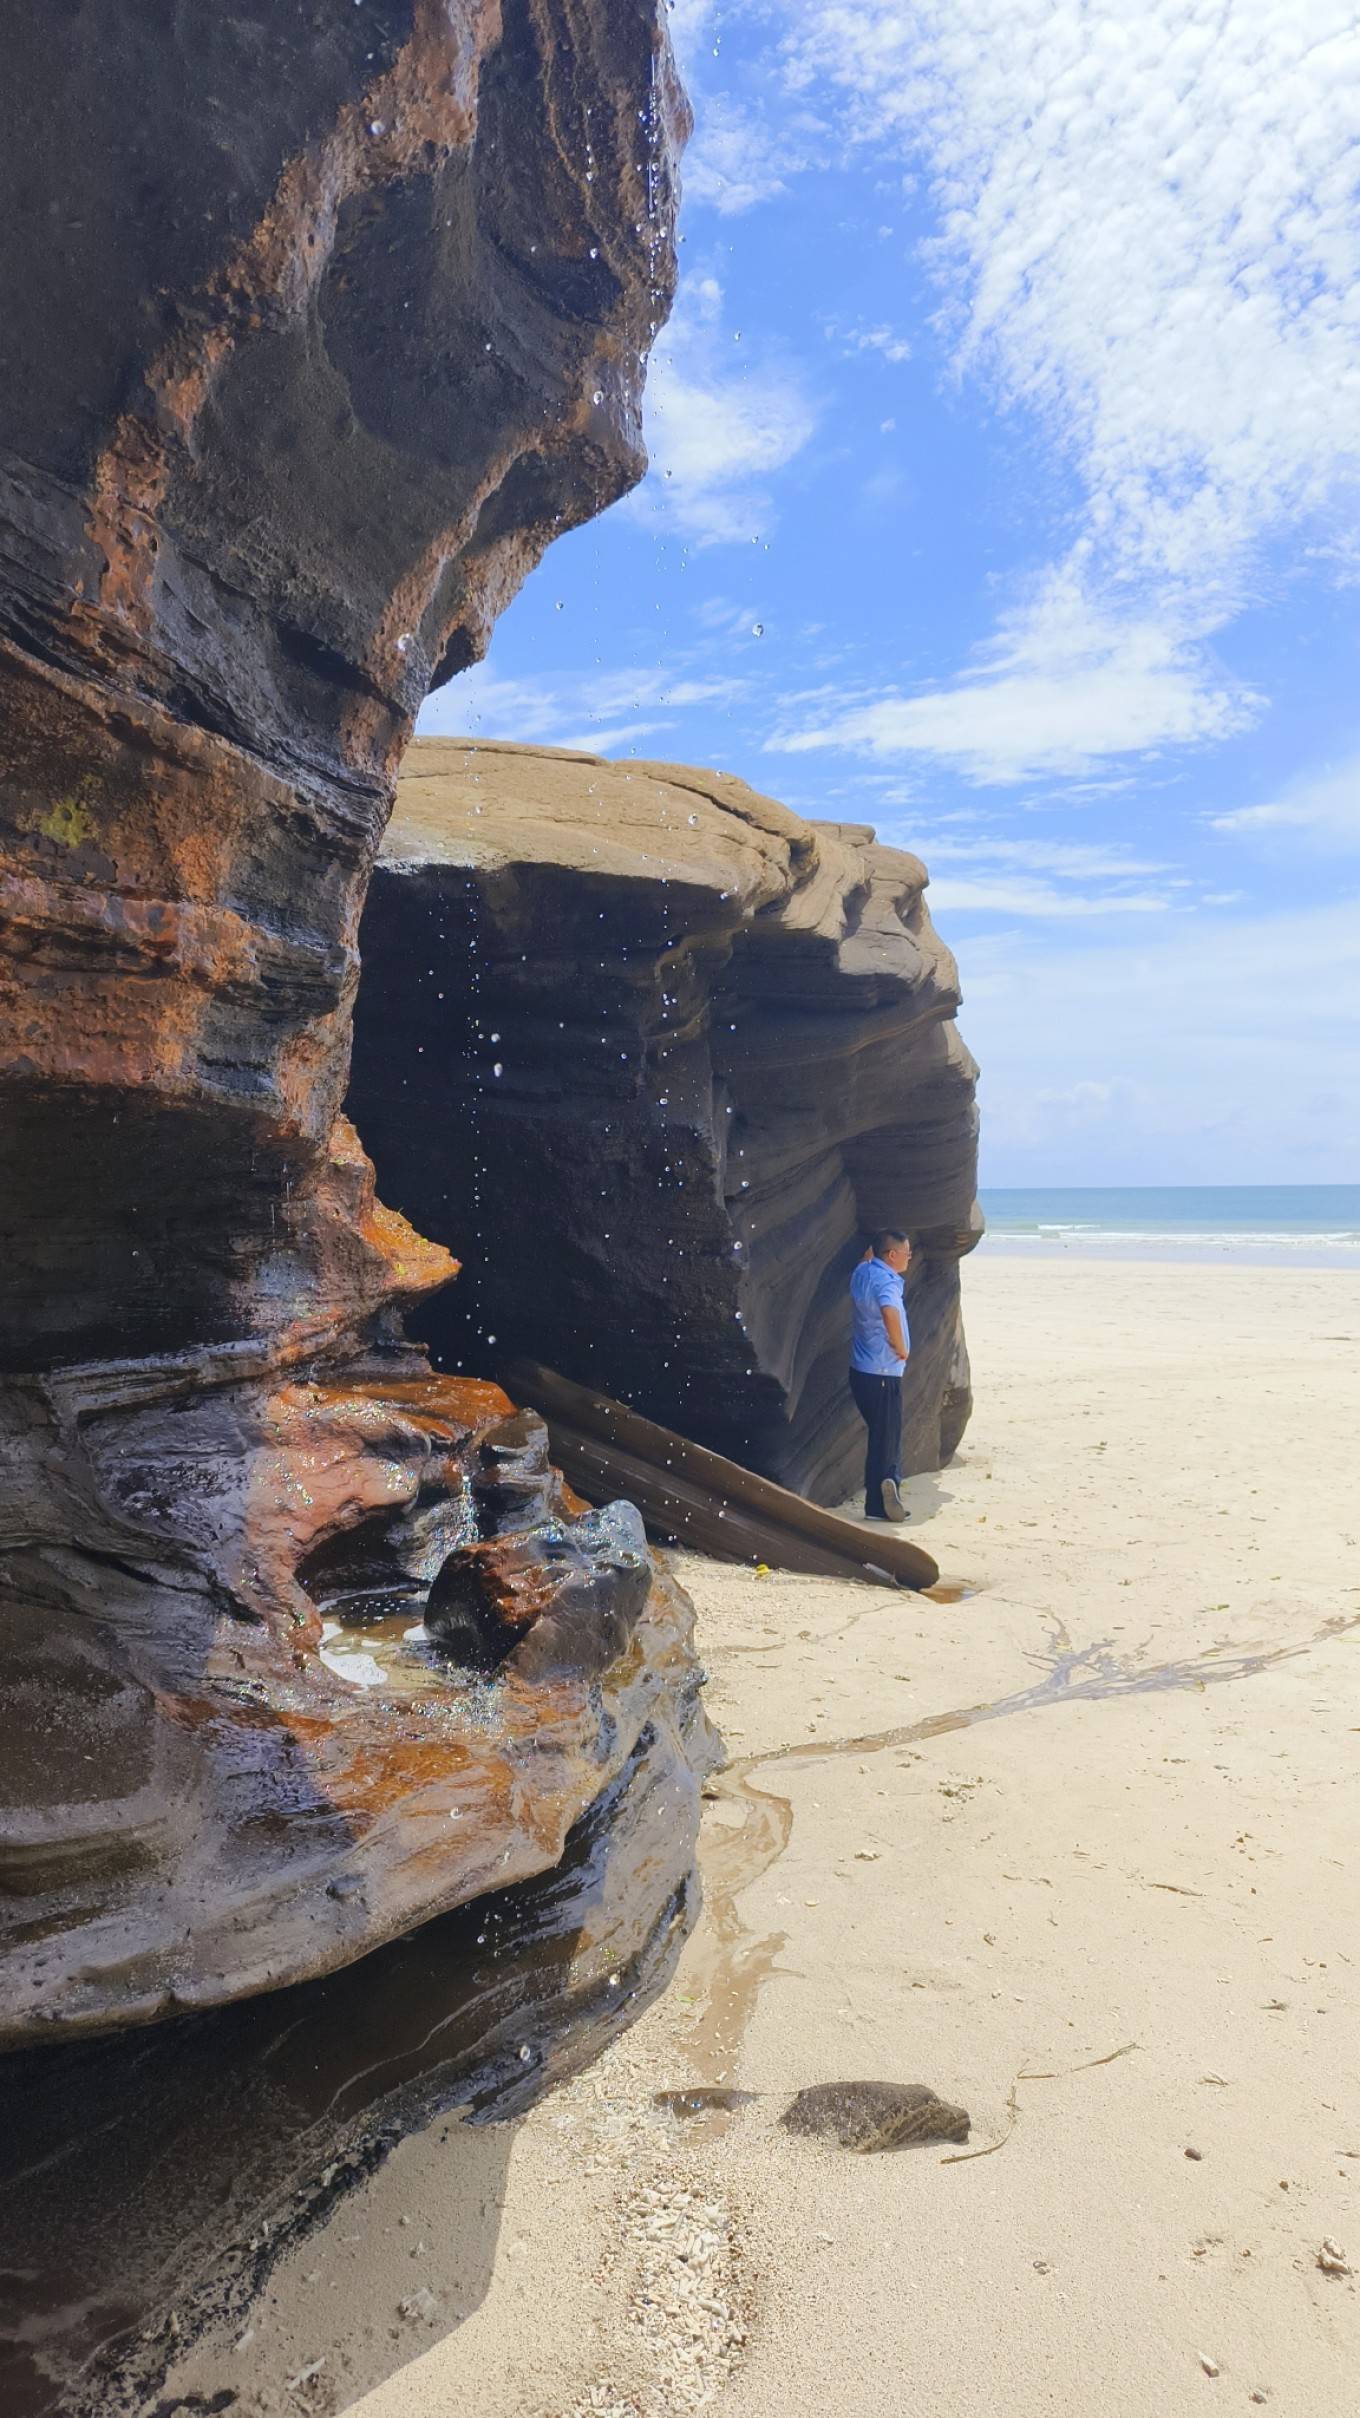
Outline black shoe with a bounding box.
[880,1478,908,1523]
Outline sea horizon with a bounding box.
[977,1184,1360,1269]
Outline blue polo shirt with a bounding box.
[849,1256,909,1376]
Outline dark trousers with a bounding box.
[848,1367,903,1518]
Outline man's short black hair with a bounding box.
[870,1228,908,1258]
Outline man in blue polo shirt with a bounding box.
[848,1230,912,1521]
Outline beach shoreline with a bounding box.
[978,1238,1360,1269]
[161,1254,1360,2418]
[977,1181,1360,1270]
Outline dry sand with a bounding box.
[168,1256,1360,2416]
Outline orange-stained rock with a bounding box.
[0,1708,702,2418]
[427,1488,654,1679]
[0,1,706,2046]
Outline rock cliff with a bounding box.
[0,2,708,2045]
[352,739,980,1504]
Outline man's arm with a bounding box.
[880,1303,908,1361]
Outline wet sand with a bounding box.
[166,1255,1360,2415]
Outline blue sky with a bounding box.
[419,0,1360,1185]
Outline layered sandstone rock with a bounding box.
[0,1711,700,2417]
[0,2,706,2044]
[352,739,980,1504]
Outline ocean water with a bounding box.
[978,1186,1360,1268]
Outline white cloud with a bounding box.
[683,95,794,215]
[547,723,663,755]
[753,0,1360,782]
[420,660,748,750]
[663,676,753,707]
[928,876,1168,919]
[419,666,568,744]
[953,897,1360,1181]
[635,275,818,545]
[767,569,1256,782]
[666,0,722,77]
[916,836,1169,880]
[881,827,1180,918]
[418,658,760,753]
[778,0,1360,601]
[1306,532,1360,589]
[694,595,768,637]
[826,319,913,365]
[1210,750,1360,851]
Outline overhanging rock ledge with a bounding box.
[353,737,982,1505]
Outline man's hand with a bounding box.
[881,1305,908,1361]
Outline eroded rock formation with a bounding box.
[0,2,705,2044]
[0,1713,698,2417]
[351,739,980,1504]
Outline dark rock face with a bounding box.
[0,3,704,2044]
[0,1712,702,2418]
[350,740,981,1504]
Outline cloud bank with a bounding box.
[765,0,1360,777]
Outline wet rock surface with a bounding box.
[781,2080,972,2152]
[351,739,981,1505]
[428,1491,654,1681]
[0,1710,705,2418]
[0,4,703,2043]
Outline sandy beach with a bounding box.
[164,1254,1360,2417]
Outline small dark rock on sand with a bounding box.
[781,2082,971,2152]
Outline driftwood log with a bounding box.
[505,1360,940,1589]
